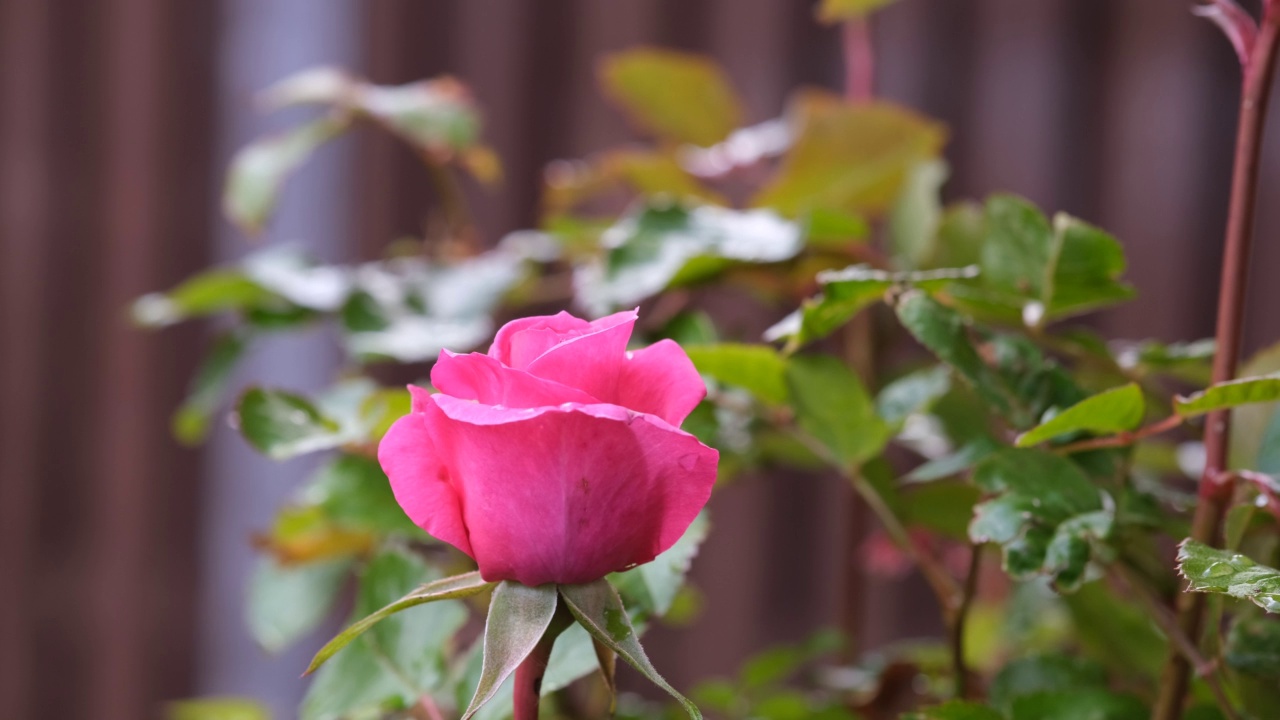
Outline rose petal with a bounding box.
[523,310,637,401]
[378,412,473,557]
[616,339,706,426]
[429,395,718,586]
[431,350,600,408]
[491,309,639,372]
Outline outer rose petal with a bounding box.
[616,339,706,426]
[378,412,473,557]
[431,350,600,408]
[523,311,637,402]
[490,309,638,370]
[428,395,718,586]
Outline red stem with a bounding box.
[1153,7,1280,719]
[843,19,875,102]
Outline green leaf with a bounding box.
[1177,540,1280,613]
[307,570,491,674]
[901,701,1004,720]
[167,698,271,720]
[612,513,710,616]
[1176,373,1280,417]
[876,365,952,426]
[775,264,979,348]
[1062,581,1165,682]
[803,207,871,245]
[900,481,982,540]
[224,116,349,233]
[753,92,945,218]
[989,655,1107,713]
[599,48,743,146]
[903,437,999,484]
[172,330,251,445]
[576,203,802,316]
[461,582,561,720]
[302,549,469,720]
[1016,383,1145,448]
[241,246,352,312]
[889,159,948,269]
[894,290,1020,424]
[816,0,899,22]
[970,448,1110,591]
[1225,616,1280,677]
[1124,338,1215,385]
[560,579,701,719]
[235,388,344,461]
[301,454,422,537]
[785,354,890,469]
[247,556,351,654]
[685,344,789,405]
[1230,342,1280,469]
[973,197,1133,323]
[1009,690,1147,720]
[132,271,277,327]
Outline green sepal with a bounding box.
[306,571,493,674]
[460,581,561,720]
[559,579,702,719]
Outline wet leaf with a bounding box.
[1177,540,1280,613]
[599,48,743,146]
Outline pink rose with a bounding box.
[379,310,719,586]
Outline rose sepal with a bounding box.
[461,581,563,720]
[305,570,494,675]
[559,578,703,719]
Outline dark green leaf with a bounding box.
[900,482,982,540]
[559,579,702,719]
[753,93,945,218]
[461,582,560,720]
[599,48,743,146]
[1177,540,1280,613]
[235,388,344,461]
[1016,383,1145,448]
[302,549,469,720]
[894,290,1021,424]
[685,344,789,405]
[132,271,276,328]
[1062,581,1165,682]
[1225,616,1280,677]
[167,698,271,720]
[901,701,1004,720]
[876,365,952,426]
[1009,690,1146,720]
[989,655,1107,713]
[612,513,710,616]
[225,117,350,233]
[970,448,1109,591]
[1176,374,1280,417]
[306,570,492,674]
[785,354,890,469]
[247,556,351,654]
[173,330,251,445]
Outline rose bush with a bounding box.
[379,309,719,586]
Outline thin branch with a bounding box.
[1155,7,1280,717]
[1051,414,1184,455]
[950,545,981,700]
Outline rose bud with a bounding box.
[379,309,719,587]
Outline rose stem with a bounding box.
[1153,5,1280,719]
[513,603,572,720]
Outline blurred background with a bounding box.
[3,0,1278,718]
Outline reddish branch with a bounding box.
[1153,4,1280,719]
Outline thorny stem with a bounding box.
[1154,6,1280,719]
[1051,414,1184,455]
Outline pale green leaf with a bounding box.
[685,344,788,405]
[611,513,710,616]
[599,48,743,146]
[235,388,344,461]
[816,0,899,22]
[247,556,351,654]
[167,698,271,720]
[785,354,890,469]
[889,159,948,269]
[224,116,349,233]
[876,365,952,426]
[1176,373,1280,417]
